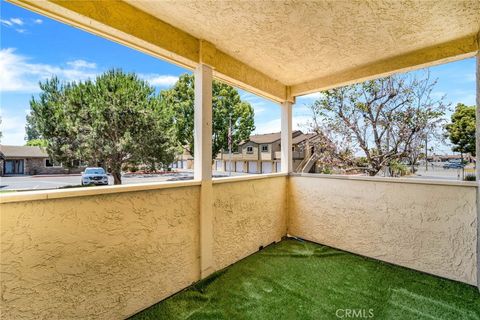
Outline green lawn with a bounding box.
[0,190,16,193]
[130,239,480,320]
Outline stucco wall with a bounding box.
[288,176,477,285]
[212,176,287,271]
[0,185,200,320]
[241,141,260,160]
[1,174,477,319]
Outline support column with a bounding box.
[194,64,214,278]
[281,101,293,173]
[476,49,480,290]
[194,64,213,181]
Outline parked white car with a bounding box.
[81,167,109,186]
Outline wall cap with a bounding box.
[0,180,202,204]
[290,173,478,187]
[0,174,290,204]
[212,172,287,184]
[2,172,471,204]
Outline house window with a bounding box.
[72,159,88,167]
[45,159,62,167]
[261,144,268,152]
[246,146,254,154]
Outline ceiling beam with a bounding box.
[290,34,479,98]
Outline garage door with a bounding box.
[225,161,234,172]
[276,162,281,172]
[215,160,224,171]
[236,161,244,173]
[182,160,188,169]
[248,161,257,173]
[262,162,273,173]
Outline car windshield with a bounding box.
[85,168,105,175]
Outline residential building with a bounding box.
[214,130,317,174]
[0,145,84,176]
[172,148,195,170]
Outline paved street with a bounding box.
[0,173,173,191]
[406,164,474,181]
[0,170,248,191]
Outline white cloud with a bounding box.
[10,18,24,25]
[1,17,42,34]
[0,19,13,26]
[1,18,24,27]
[67,59,97,69]
[0,48,98,93]
[0,48,184,93]
[0,112,26,145]
[139,74,178,87]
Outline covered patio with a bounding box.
[1,1,479,319]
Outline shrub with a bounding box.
[464,174,476,181]
[389,160,409,177]
[321,168,332,174]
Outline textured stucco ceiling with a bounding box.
[126,0,480,86]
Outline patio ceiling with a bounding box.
[10,0,480,102]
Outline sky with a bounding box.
[0,1,477,155]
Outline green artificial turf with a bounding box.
[130,238,480,320]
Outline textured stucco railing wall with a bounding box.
[0,185,201,320]
[0,175,288,319]
[1,174,477,318]
[212,176,287,271]
[288,175,477,285]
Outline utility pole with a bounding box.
[228,113,232,176]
